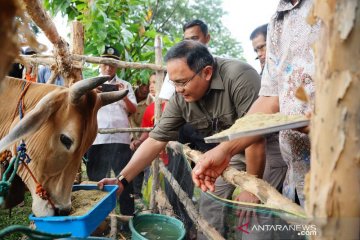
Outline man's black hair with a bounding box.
[249,24,268,41]
[165,40,214,73]
[182,19,209,36]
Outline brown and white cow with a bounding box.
[0,76,128,216]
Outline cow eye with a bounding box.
[60,134,73,150]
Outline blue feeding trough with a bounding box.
[29,185,118,238]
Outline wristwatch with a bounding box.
[117,175,129,189]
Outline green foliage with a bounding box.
[0,192,32,240]
[43,0,245,84]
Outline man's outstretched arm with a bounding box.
[192,96,279,192]
[98,137,167,194]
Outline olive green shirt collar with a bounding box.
[208,59,224,91]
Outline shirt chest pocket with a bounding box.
[187,117,211,137]
[188,117,210,130]
[187,112,236,136]
[217,112,237,132]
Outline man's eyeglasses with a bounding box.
[169,68,203,89]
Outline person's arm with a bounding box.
[235,138,266,204]
[245,138,265,178]
[98,137,167,193]
[121,137,167,180]
[117,82,137,114]
[192,95,279,192]
[122,96,137,114]
[240,95,277,180]
[130,132,149,150]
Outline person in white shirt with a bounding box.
[86,46,137,221]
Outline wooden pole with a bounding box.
[159,161,225,240]
[149,35,164,211]
[0,0,21,83]
[168,141,306,217]
[19,55,166,71]
[98,127,152,134]
[22,0,77,87]
[70,21,84,83]
[109,209,117,239]
[306,1,360,239]
[155,188,175,217]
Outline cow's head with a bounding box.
[0,76,128,216]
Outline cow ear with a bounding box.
[0,92,61,152]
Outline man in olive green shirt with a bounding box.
[99,40,264,237]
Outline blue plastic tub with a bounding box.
[29,184,118,238]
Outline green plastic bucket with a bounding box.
[129,213,186,240]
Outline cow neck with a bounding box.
[11,81,32,122]
[11,81,56,211]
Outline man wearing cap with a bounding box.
[86,46,137,220]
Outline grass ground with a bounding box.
[0,192,32,240]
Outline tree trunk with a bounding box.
[306,0,360,239]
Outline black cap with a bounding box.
[23,47,36,55]
[101,46,120,60]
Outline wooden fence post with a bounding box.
[149,35,164,211]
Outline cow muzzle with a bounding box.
[55,206,72,216]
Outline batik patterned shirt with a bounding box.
[259,0,321,206]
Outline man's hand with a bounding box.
[98,177,123,196]
[192,146,231,192]
[235,191,260,204]
[130,139,142,151]
[116,83,127,91]
[235,191,260,225]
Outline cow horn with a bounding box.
[99,90,129,106]
[70,75,111,104]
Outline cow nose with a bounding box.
[55,207,72,216]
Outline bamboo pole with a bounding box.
[159,161,225,240]
[168,141,306,217]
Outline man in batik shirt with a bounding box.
[192,0,321,206]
